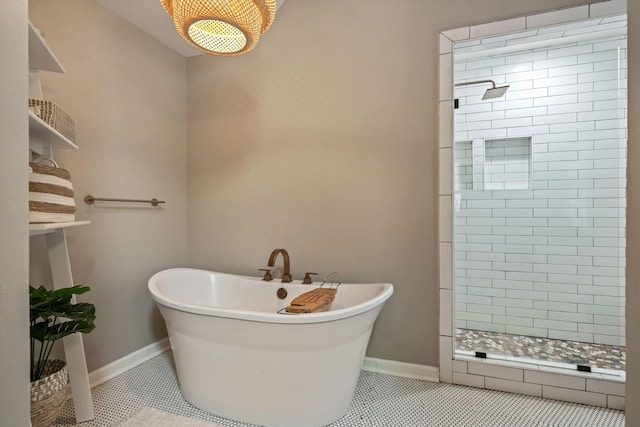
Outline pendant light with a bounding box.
[161,0,277,55]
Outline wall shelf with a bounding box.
[29,221,90,237]
[29,110,78,154]
[28,21,64,73]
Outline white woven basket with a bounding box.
[29,99,76,143]
[29,158,76,223]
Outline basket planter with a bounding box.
[30,360,68,427]
[29,286,95,426]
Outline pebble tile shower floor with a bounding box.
[456,329,626,372]
[51,351,624,427]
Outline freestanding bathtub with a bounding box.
[148,268,393,427]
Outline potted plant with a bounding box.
[29,285,96,427]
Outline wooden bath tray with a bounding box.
[285,287,337,313]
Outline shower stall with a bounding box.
[452,13,627,376]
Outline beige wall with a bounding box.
[28,0,188,371]
[187,0,596,366]
[0,1,30,425]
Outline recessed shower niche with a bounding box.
[484,137,531,190]
[455,137,532,191]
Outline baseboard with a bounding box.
[362,357,440,382]
[81,339,438,393]
[87,337,171,388]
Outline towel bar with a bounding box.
[84,195,165,207]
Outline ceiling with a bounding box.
[95,0,286,57]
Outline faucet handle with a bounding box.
[259,268,273,281]
[302,272,318,285]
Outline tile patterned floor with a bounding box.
[456,328,626,372]
[51,351,624,427]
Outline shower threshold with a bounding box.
[455,328,625,373]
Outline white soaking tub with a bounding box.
[148,268,393,427]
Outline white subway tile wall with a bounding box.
[453,18,627,347]
[454,141,473,191]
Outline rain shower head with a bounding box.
[455,79,509,100]
[482,84,509,100]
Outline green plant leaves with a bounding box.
[29,285,96,381]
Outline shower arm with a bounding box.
[454,79,509,100]
[454,79,498,89]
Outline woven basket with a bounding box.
[30,360,68,427]
[29,158,76,223]
[29,99,76,143]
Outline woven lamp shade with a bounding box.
[161,0,276,55]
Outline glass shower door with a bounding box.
[452,14,627,375]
